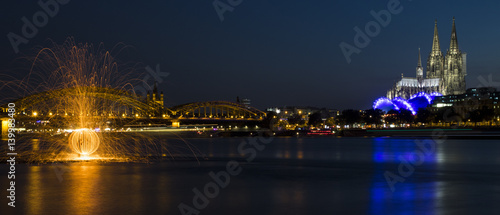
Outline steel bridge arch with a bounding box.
[170,101,266,118]
[6,86,171,114]
[3,88,266,119]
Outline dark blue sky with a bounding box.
[1,0,500,110]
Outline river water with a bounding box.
[2,136,500,214]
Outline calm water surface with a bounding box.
[2,137,500,215]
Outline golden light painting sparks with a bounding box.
[69,129,100,156]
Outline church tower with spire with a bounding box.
[426,20,444,79]
[442,17,467,95]
[416,48,423,80]
[146,82,165,116]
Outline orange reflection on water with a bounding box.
[297,142,303,160]
[31,139,39,151]
[67,164,102,215]
[27,166,42,215]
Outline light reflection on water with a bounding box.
[27,165,42,215]
[2,137,500,214]
[68,165,101,215]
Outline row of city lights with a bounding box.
[26,112,256,119]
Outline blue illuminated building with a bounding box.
[373,92,442,115]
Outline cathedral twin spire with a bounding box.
[425,17,466,95]
[448,17,459,54]
[429,17,460,57]
[431,20,442,56]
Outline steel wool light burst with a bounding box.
[0,38,200,162]
[69,129,100,155]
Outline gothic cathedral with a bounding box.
[387,18,467,99]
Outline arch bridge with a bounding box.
[4,86,167,116]
[170,101,266,119]
[2,87,265,120]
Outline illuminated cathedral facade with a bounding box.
[386,18,467,100]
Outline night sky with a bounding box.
[1,0,499,110]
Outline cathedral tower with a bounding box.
[442,17,466,95]
[426,20,444,79]
[416,48,423,79]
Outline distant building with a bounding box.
[146,83,164,116]
[266,107,281,114]
[267,106,338,122]
[387,18,467,99]
[430,87,500,119]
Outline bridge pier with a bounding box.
[172,120,180,128]
[1,117,10,140]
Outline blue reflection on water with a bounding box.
[370,138,438,214]
[372,137,437,164]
